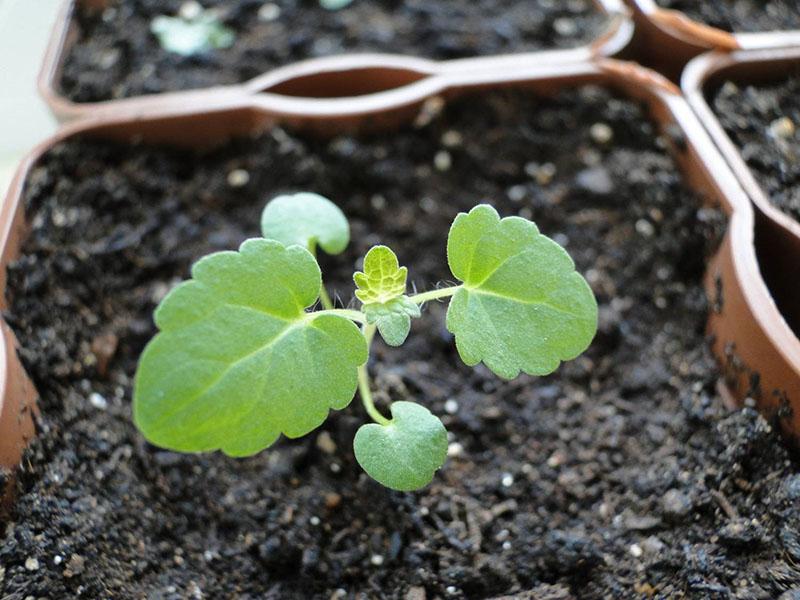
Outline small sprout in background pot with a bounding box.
[319,0,355,10]
[151,4,235,57]
[133,194,598,492]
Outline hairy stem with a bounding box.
[409,285,462,304]
[319,284,334,310]
[309,308,367,324]
[358,324,390,425]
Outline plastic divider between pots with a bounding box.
[38,0,634,122]
[621,0,800,82]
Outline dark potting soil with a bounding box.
[2,87,800,600]
[654,0,800,33]
[713,71,800,223]
[60,0,605,103]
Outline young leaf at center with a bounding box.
[354,401,448,491]
[446,204,597,379]
[354,246,420,346]
[133,239,368,457]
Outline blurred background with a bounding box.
[0,0,61,196]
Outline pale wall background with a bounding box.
[0,0,62,196]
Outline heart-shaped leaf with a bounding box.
[354,401,448,491]
[133,238,368,457]
[446,204,597,379]
[261,192,349,255]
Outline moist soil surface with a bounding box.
[3,88,800,600]
[713,71,800,223]
[654,0,800,33]
[61,0,604,103]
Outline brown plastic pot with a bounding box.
[38,0,634,122]
[683,48,800,409]
[3,56,797,508]
[623,0,800,82]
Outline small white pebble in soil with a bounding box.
[441,130,463,148]
[419,506,430,516]
[330,462,341,474]
[370,554,384,566]
[655,296,668,309]
[547,451,566,468]
[502,541,512,551]
[178,1,203,20]
[447,442,463,457]
[316,431,337,454]
[24,558,39,571]
[629,543,643,558]
[310,516,321,526]
[590,122,614,145]
[553,17,578,36]
[552,232,569,247]
[370,194,387,210]
[518,207,533,220]
[525,161,557,185]
[227,169,250,188]
[446,586,459,596]
[434,150,452,172]
[501,473,514,488]
[53,555,63,565]
[89,392,108,410]
[635,218,655,237]
[444,399,459,414]
[506,184,527,203]
[769,116,795,140]
[258,2,281,21]
[420,197,437,213]
[203,550,215,562]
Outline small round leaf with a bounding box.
[354,402,448,491]
[261,192,349,255]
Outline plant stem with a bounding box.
[358,323,390,425]
[309,242,335,311]
[319,284,334,310]
[311,308,367,323]
[409,285,462,304]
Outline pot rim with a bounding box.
[682,46,800,243]
[626,0,800,50]
[37,0,634,122]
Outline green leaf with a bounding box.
[446,204,597,379]
[354,245,408,304]
[354,402,448,491]
[133,238,368,457]
[355,246,419,346]
[320,0,354,9]
[261,192,349,255]
[364,296,421,347]
[150,12,235,57]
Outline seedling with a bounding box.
[134,193,597,491]
[151,6,235,57]
[319,0,355,10]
